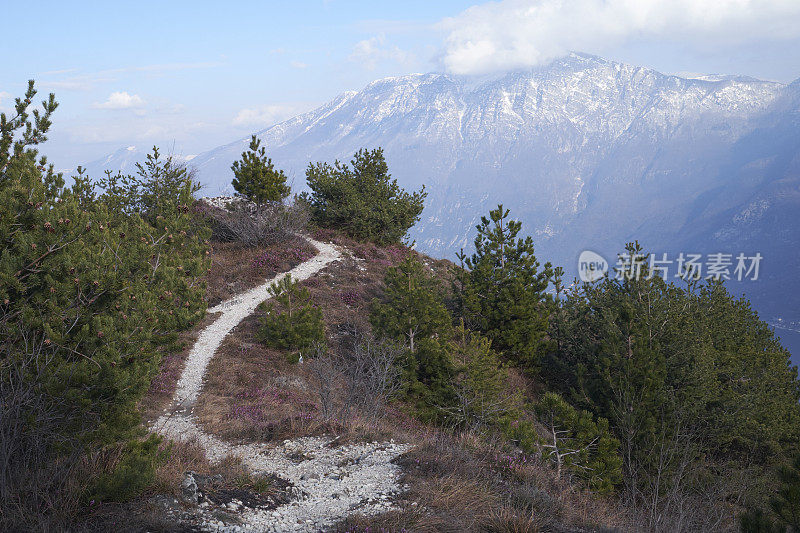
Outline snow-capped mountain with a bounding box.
[192,54,786,208]
[95,53,800,350]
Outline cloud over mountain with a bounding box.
[439,0,800,75]
[349,35,415,71]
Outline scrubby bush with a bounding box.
[89,435,167,503]
[308,333,404,424]
[343,335,403,419]
[303,147,426,245]
[199,198,309,246]
[0,349,84,530]
[258,275,326,359]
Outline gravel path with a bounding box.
[152,237,411,532]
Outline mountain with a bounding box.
[102,53,800,355]
[80,145,196,179]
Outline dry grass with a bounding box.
[335,430,634,533]
[150,438,209,495]
[72,502,197,533]
[204,237,316,306]
[73,443,287,533]
[162,451,286,498]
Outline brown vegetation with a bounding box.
[335,430,634,532]
[188,230,631,532]
[204,237,316,306]
[74,440,286,533]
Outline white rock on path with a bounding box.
[151,236,412,532]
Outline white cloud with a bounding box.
[349,35,415,70]
[439,0,800,75]
[126,61,222,73]
[290,61,308,69]
[39,68,78,76]
[232,104,312,128]
[93,91,145,110]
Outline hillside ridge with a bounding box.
[152,235,412,532]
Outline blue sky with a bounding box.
[2,0,800,173]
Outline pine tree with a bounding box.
[404,337,456,422]
[1,83,211,521]
[553,242,800,513]
[2,88,209,445]
[456,205,553,369]
[740,509,786,533]
[442,324,509,429]
[371,254,455,419]
[1,80,57,177]
[740,454,800,532]
[231,135,290,206]
[534,392,622,494]
[304,148,426,245]
[371,254,450,351]
[771,455,800,530]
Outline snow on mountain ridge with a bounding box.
[182,54,791,262]
[236,54,783,156]
[181,55,785,197]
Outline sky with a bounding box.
[2,0,800,173]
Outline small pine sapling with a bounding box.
[257,275,325,361]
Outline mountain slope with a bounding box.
[189,54,800,349]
